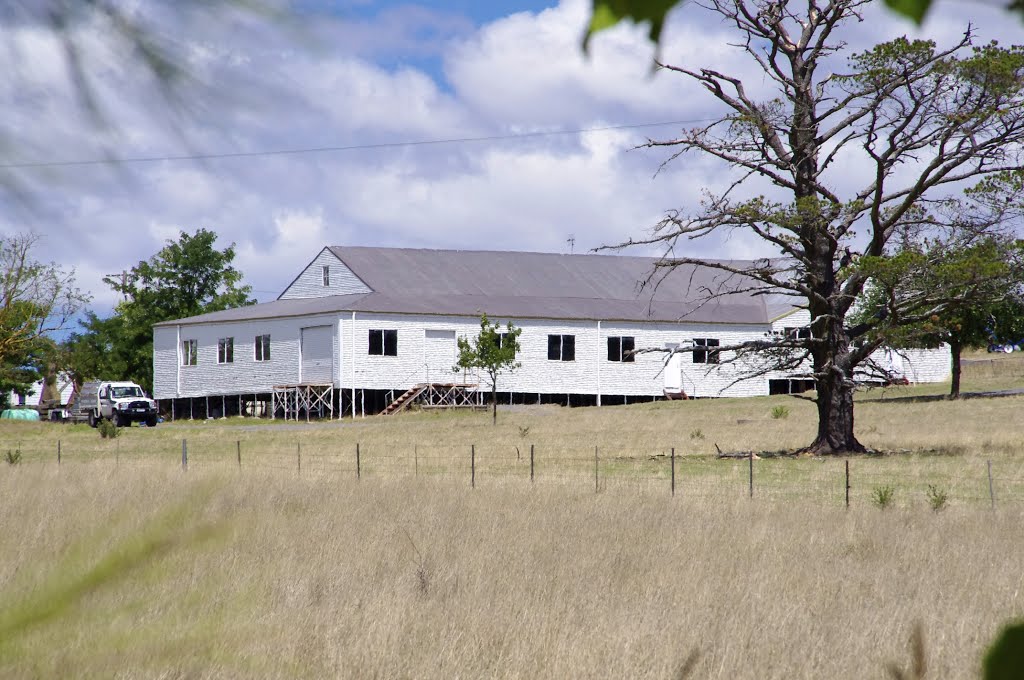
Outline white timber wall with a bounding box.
[153,309,950,403]
[770,309,950,384]
[896,347,951,383]
[338,313,775,399]
[152,313,340,399]
[279,248,372,300]
[7,378,75,406]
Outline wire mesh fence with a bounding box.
[5,435,1024,508]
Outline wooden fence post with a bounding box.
[987,460,995,510]
[297,442,301,474]
[471,444,476,488]
[671,447,676,497]
[845,460,850,509]
[748,451,753,498]
[530,444,534,483]
[356,443,361,480]
[182,439,188,471]
[237,440,241,468]
[594,446,599,493]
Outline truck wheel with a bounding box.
[146,415,158,428]
[111,412,123,428]
[88,411,98,428]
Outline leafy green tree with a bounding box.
[0,233,88,405]
[985,619,1024,680]
[455,314,522,425]
[612,1,1024,454]
[61,313,131,393]
[63,229,254,394]
[857,236,1024,398]
[0,337,60,410]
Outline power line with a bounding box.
[0,118,707,170]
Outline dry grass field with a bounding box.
[1,352,1022,678]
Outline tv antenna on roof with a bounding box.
[566,234,575,254]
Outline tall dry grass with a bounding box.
[1,354,1021,677]
[0,466,1021,679]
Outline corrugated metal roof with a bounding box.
[157,247,795,327]
[153,294,372,326]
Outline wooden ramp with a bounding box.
[379,383,482,416]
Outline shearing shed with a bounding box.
[151,246,950,419]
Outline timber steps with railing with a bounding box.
[379,383,483,416]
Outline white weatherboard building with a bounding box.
[152,246,950,418]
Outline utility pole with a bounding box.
[105,270,129,301]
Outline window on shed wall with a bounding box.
[217,337,234,364]
[322,265,330,287]
[369,329,398,356]
[497,332,518,355]
[547,334,575,361]
[181,339,197,366]
[607,336,635,362]
[255,334,271,362]
[693,338,721,364]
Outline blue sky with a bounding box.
[1,0,1021,319]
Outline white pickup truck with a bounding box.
[69,381,159,428]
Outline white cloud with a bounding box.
[444,0,741,125]
[2,0,1020,325]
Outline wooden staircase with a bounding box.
[379,383,429,416]
[379,383,484,416]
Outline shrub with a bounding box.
[98,419,121,439]
[4,448,21,465]
[770,405,790,420]
[872,485,896,509]
[689,428,705,440]
[926,484,949,512]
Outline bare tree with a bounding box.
[627,0,1024,453]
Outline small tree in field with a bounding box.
[455,314,521,425]
[857,236,1024,398]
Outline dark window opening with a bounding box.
[547,334,575,361]
[369,329,398,356]
[693,338,721,364]
[784,326,812,340]
[322,265,330,287]
[769,379,816,395]
[607,336,635,362]
[181,339,197,366]
[218,337,234,364]
[497,332,517,354]
[255,334,271,362]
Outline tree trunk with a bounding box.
[492,385,497,425]
[807,372,865,455]
[805,325,866,455]
[949,340,962,399]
